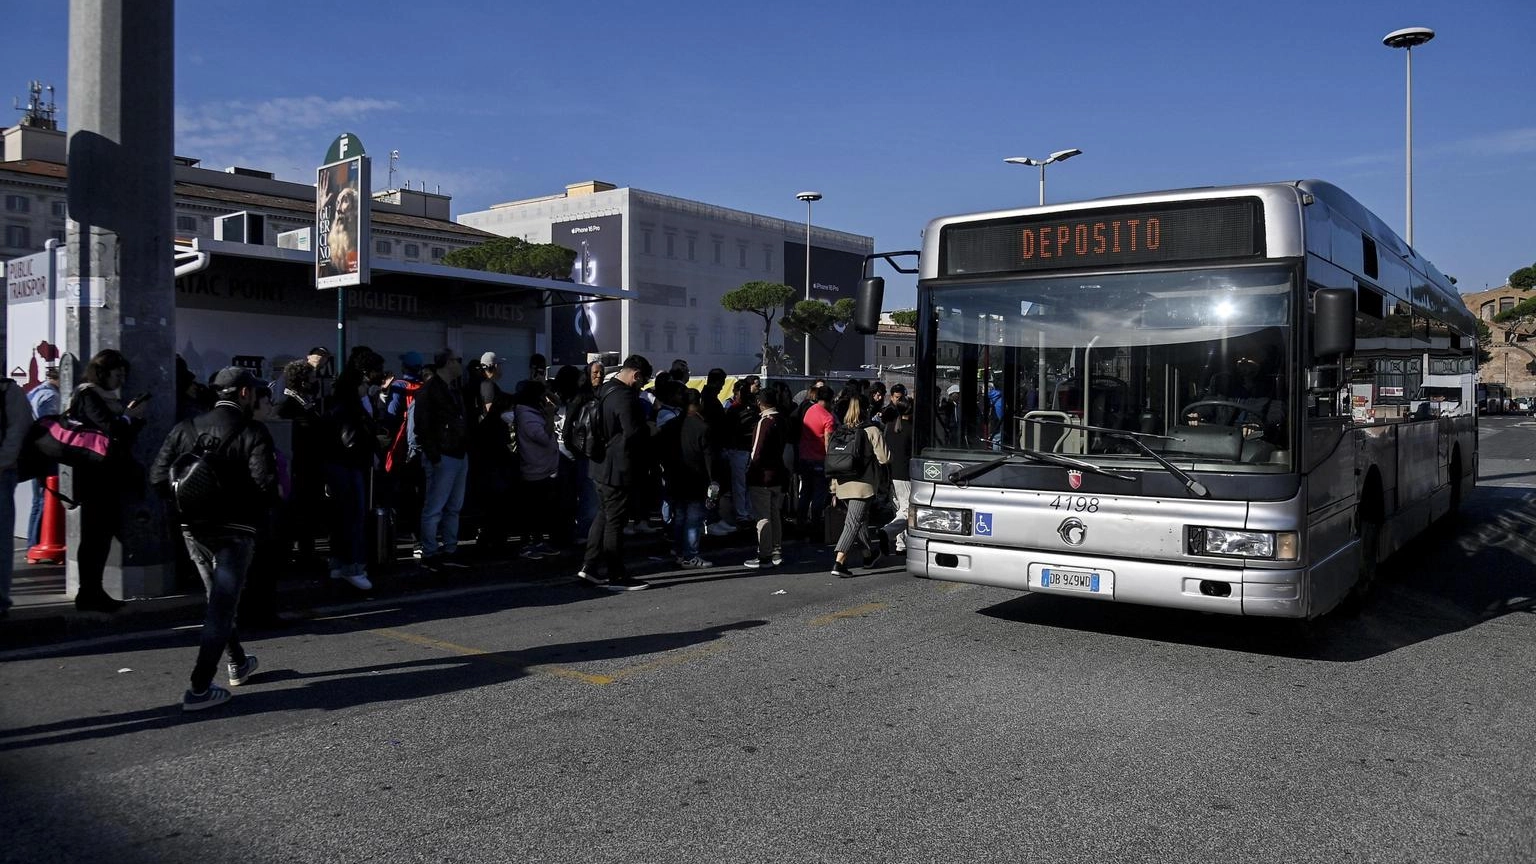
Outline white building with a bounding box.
[458,181,875,374]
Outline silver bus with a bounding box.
[854,181,1476,618]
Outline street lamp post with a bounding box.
[796,191,822,376]
[1004,148,1083,206]
[1383,26,1435,246]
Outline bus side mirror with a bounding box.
[1313,288,1355,358]
[854,277,884,335]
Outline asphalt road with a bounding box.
[3,419,1533,864]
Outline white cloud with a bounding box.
[174,95,401,179]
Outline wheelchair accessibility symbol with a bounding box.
[975,512,993,536]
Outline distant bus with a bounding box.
[1475,382,1510,415]
[855,180,1476,619]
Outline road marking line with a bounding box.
[605,642,728,680]
[370,627,616,685]
[809,602,889,626]
[937,582,972,594]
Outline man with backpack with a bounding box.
[576,354,654,591]
[150,367,279,711]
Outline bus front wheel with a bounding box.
[1343,513,1381,614]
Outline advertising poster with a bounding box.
[783,242,867,375]
[550,214,623,366]
[316,155,370,289]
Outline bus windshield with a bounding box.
[924,264,1296,471]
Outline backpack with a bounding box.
[825,423,871,481]
[384,379,421,472]
[169,423,241,522]
[566,391,607,462]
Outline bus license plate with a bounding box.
[1036,567,1113,595]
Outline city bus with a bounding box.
[854,181,1476,618]
[1475,382,1510,415]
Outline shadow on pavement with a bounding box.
[0,619,767,753]
[976,486,1536,662]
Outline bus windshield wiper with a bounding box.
[949,440,1136,488]
[1017,417,1209,498]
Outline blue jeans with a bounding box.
[0,468,14,612]
[420,454,468,557]
[325,463,367,575]
[726,450,751,525]
[182,528,254,691]
[27,477,46,547]
[668,497,707,559]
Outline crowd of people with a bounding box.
[0,345,917,709]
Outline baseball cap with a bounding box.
[400,351,424,369]
[213,366,261,393]
[479,351,499,368]
[945,384,960,396]
[307,346,332,358]
[890,383,907,394]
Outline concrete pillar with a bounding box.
[63,0,178,598]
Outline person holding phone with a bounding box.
[68,349,149,612]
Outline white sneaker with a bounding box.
[771,552,784,566]
[342,571,373,591]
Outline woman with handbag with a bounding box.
[828,392,890,578]
[70,349,148,612]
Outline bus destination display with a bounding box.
[942,199,1264,276]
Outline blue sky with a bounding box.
[5,0,1533,308]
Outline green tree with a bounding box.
[721,281,797,375]
[1476,320,1494,366]
[889,309,918,328]
[1510,264,1536,292]
[1493,294,1536,337]
[442,235,576,279]
[779,298,856,374]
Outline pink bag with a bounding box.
[29,415,113,468]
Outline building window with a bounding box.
[642,230,653,255]
[736,324,748,355]
[712,322,724,353]
[664,322,677,352]
[51,200,67,219]
[1481,302,1495,321]
[687,236,696,261]
[4,195,29,213]
[50,228,64,243]
[665,233,676,258]
[404,243,420,258]
[687,325,699,355]
[1499,297,1516,315]
[431,246,445,260]
[713,239,723,265]
[738,244,748,268]
[175,215,198,233]
[642,323,654,351]
[882,344,888,357]
[4,225,32,248]
[763,246,772,272]
[375,239,391,255]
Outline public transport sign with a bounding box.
[941,199,1265,276]
[860,180,1477,621]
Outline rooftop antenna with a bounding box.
[13,80,58,130]
[388,149,400,190]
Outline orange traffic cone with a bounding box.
[27,475,66,565]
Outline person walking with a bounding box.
[577,354,654,591]
[829,393,890,577]
[69,349,149,612]
[24,365,61,549]
[411,351,468,567]
[0,371,33,618]
[149,367,279,711]
[879,402,913,554]
[513,379,561,559]
[743,388,789,570]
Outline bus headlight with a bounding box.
[914,506,971,535]
[1187,527,1298,561]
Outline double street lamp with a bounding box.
[796,190,821,376]
[1383,26,1434,246]
[1004,148,1083,206]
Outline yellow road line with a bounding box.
[809,602,889,626]
[368,628,731,686]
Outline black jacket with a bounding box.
[413,371,467,461]
[592,378,648,488]
[660,413,716,501]
[150,402,279,532]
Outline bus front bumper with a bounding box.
[907,535,1307,618]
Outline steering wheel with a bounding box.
[1181,399,1256,427]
